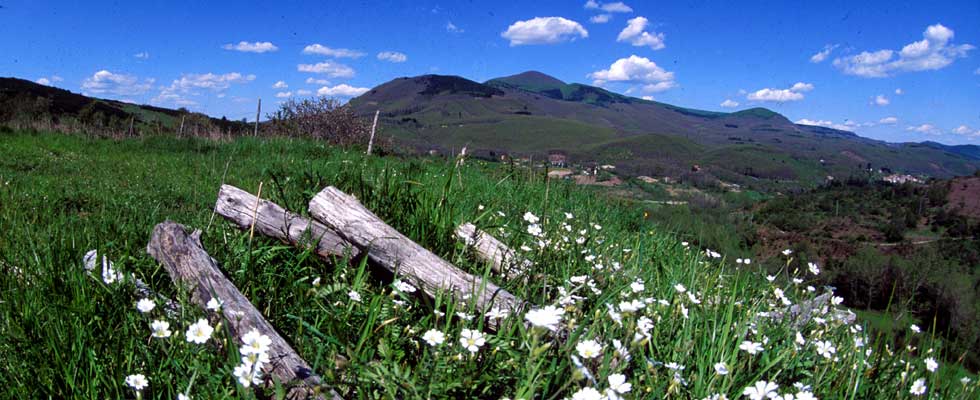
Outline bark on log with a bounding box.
[308,187,527,322]
[454,223,531,280]
[146,221,341,400]
[214,184,359,259]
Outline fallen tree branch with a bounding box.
[454,223,531,280]
[308,186,527,327]
[146,221,341,400]
[214,184,359,259]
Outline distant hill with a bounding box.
[349,72,980,188]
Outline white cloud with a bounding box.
[584,1,633,13]
[588,55,676,92]
[134,52,150,60]
[795,118,853,131]
[720,99,739,108]
[501,17,588,46]
[446,21,464,33]
[894,88,904,95]
[641,95,654,101]
[746,82,813,102]
[974,67,980,75]
[151,72,254,106]
[36,78,51,85]
[832,24,974,77]
[377,51,408,63]
[295,89,312,96]
[272,80,288,89]
[316,84,370,97]
[275,91,293,98]
[302,44,365,58]
[222,41,278,53]
[305,77,329,85]
[35,75,62,86]
[810,44,838,63]
[906,124,940,134]
[81,70,154,96]
[298,62,356,78]
[952,125,980,137]
[873,94,889,106]
[617,16,665,50]
[789,82,814,92]
[879,116,898,124]
[590,14,611,24]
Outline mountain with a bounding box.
[349,72,980,188]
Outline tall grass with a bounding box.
[0,131,975,399]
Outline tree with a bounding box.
[266,97,372,147]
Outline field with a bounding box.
[1,131,977,399]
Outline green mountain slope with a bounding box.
[349,72,980,188]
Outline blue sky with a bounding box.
[2,0,978,144]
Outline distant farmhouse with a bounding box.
[548,150,567,167]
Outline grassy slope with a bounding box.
[0,131,976,399]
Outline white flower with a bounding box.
[924,357,938,373]
[486,307,509,320]
[910,324,921,333]
[178,394,191,400]
[665,362,685,371]
[782,249,793,256]
[185,318,214,344]
[240,329,272,356]
[744,258,752,264]
[766,275,776,282]
[150,320,172,338]
[206,297,222,311]
[125,373,149,391]
[742,380,778,400]
[422,329,445,346]
[571,387,603,400]
[459,329,486,353]
[523,212,539,224]
[613,339,631,362]
[909,378,926,396]
[348,290,362,302]
[618,300,643,313]
[630,280,645,293]
[233,362,262,387]
[681,241,689,247]
[136,298,156,313]
[393,280,416,293]
[795,332,806,346]
[807,262,820,275]
[527,224,543,237]
[687,293,701,304]
[714,362,729,375]
[815,340,836,359]
[674,283,687,293]
[576,339,602,359]
[525,305,564,331]
[608,373,632,394]
[565,212,574,219]
[739,341,764,355]
[794,392,816,400]
[831,296,844,306]
[961,377,972,385]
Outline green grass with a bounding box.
[0,131,976,399]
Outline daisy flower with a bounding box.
[575,339,602,359]
[150,320,172,339]
[739,341,764,355]
[422,329,445,346]
[525,305,564,331]
[459,329,486,353]
[125,373,149,391]
[909,378,926,396]
[185,318,213,344]
[742,380,778,400]
[136,298,155,313]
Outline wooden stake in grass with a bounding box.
[248,181,263,244]
[366,110,379,155]
[254,98,261,137]
[146,221,342,400]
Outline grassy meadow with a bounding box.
[0,130,976,399]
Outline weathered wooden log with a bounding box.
[214,184,359,259]
[146,221,341,400]
[769,291,857,328]
[308,187,527,322]
[454,223,531,280]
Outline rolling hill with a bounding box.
[349,71,980,188]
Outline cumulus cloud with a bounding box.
[316,84,370,97]
[616,17,665,50]
[720,99,739,108]
[588,55,677,92]
[302,44,365,58]
[272,80,288,89]
[895,88,904,95]
[298,62,356,78]
[222,41,278,53]
[35,76,62,86]
[295,89,312,96]
[832,24,974,77]
[275,91,292,98]
[82,70,154,96]
[906,124,940,134]
[377,51,408,63]
[446,21,464,33]
[641,95,654,101]
[746,82,813,102]
[584,1,633,13]
[134,52,150,60]
[590,14,611,24]
[873,94,889,106]
[810,44,838,63]
[879,116,898,124]
[305,77,329,85]
[501,17,588,46]
[952,125,980,137]
[795,118,858,131]
[151,72,255,106]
